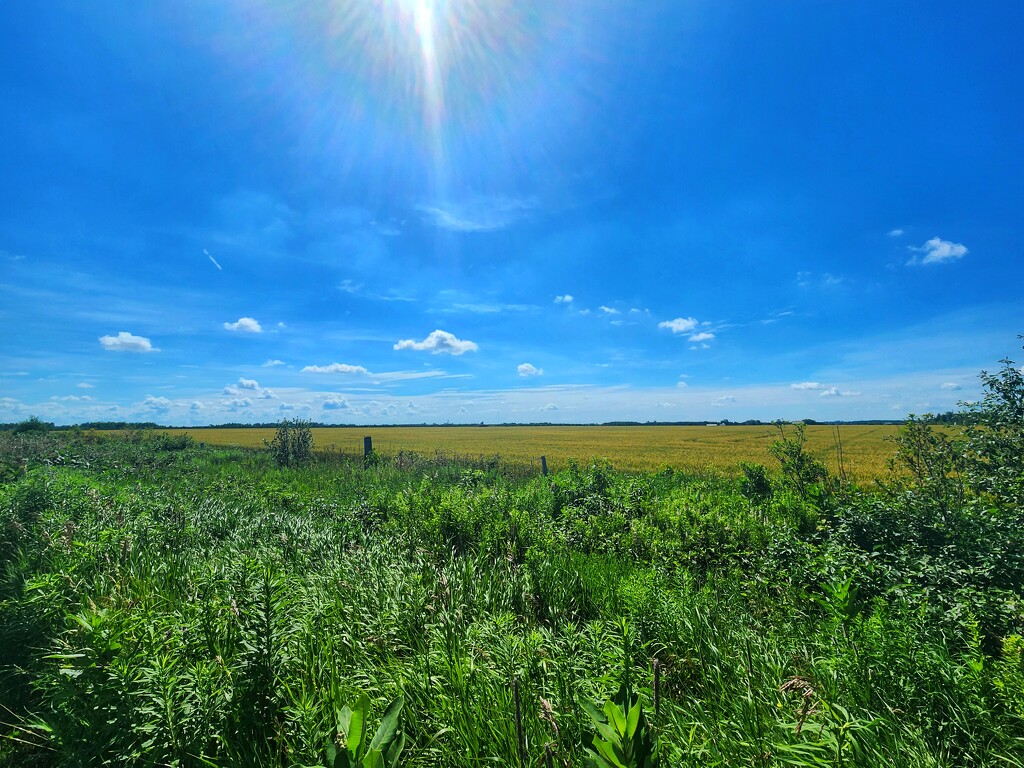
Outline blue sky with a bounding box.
[2,0,1021,425]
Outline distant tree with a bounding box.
[12,416,53,434]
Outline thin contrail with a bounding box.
[204,249,223,271]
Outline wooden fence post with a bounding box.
[540,455,548,476]
[363,436,373,457]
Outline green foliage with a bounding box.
[738,461,773,506]
[266,418,315,467]
[12,416,54,434]
[2,352,1024,768]
[325,693,405,768]
[962,345,1024,509]
[582,688,660,768]
[768,422,831,506]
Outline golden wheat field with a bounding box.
[162,424,918,480]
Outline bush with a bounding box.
[265,419,314,467]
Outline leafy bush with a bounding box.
[266,419,315,467]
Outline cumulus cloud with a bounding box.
[302,363,370,375]
[540,403,559,411]
[688,332,715,343]
[712,395,736,406]
[223,378,275,399]
[223,317,263,333]
[659,317,698,334]
[394,330,478,355]
[322,397,351,410]
[99,331,158,353]
[263,359,285,367]
[791,382,824,390]
[910,237,968,265]
[940,382,962,390]
[141,395,172,411]
[228,398,252,410]
[517,363,543,377]
[554,294,573,304]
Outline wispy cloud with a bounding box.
[263,359,285,367]
[888,228,904,237]
[394,330,478,355]
[554,294,574,304]
[689,332,715,343]
[820,387,862,397]
[598,306,619,315]
[940,382,962,390]
[416,196,536,232]
[909,237,968,265]
[517,363,543,377]
[791,381,824,390]
[223,317,262,333]
[99,331,158,353]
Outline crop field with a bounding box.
[165,424,910,480]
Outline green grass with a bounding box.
[1,426,1022,767]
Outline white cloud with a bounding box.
[223,317,263,333]
[50,395,93,402]
[302,363,370,375]
[322,397,351,410]
[141,395,172,411]
[518,363,543,377]
[263,359,285,367]
[540,403,559,411]
[394,330,478,355]
[237,378,260,390]
[940,382,962,390]
[77,382,94,389]
[712,395,736,406]
[791,381,824,390]
[554,294,574,304]
[659,317,698,334]
[598,306,619,315]
[820,388,862,398]
[910,237,968,266]
[227,398,252,410]
[888,228,904,237]
[689,332,715,343]
[99,331,158,353]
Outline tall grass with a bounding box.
[1,421,1022,766]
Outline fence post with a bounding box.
[363,436,373,458]
[540,455,548,476]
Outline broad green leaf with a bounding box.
[625,701,641,739]
[604,700,626,735]
[368,695,404,751]
[581,699,608,725]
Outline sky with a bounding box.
[1,0,1022,426]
